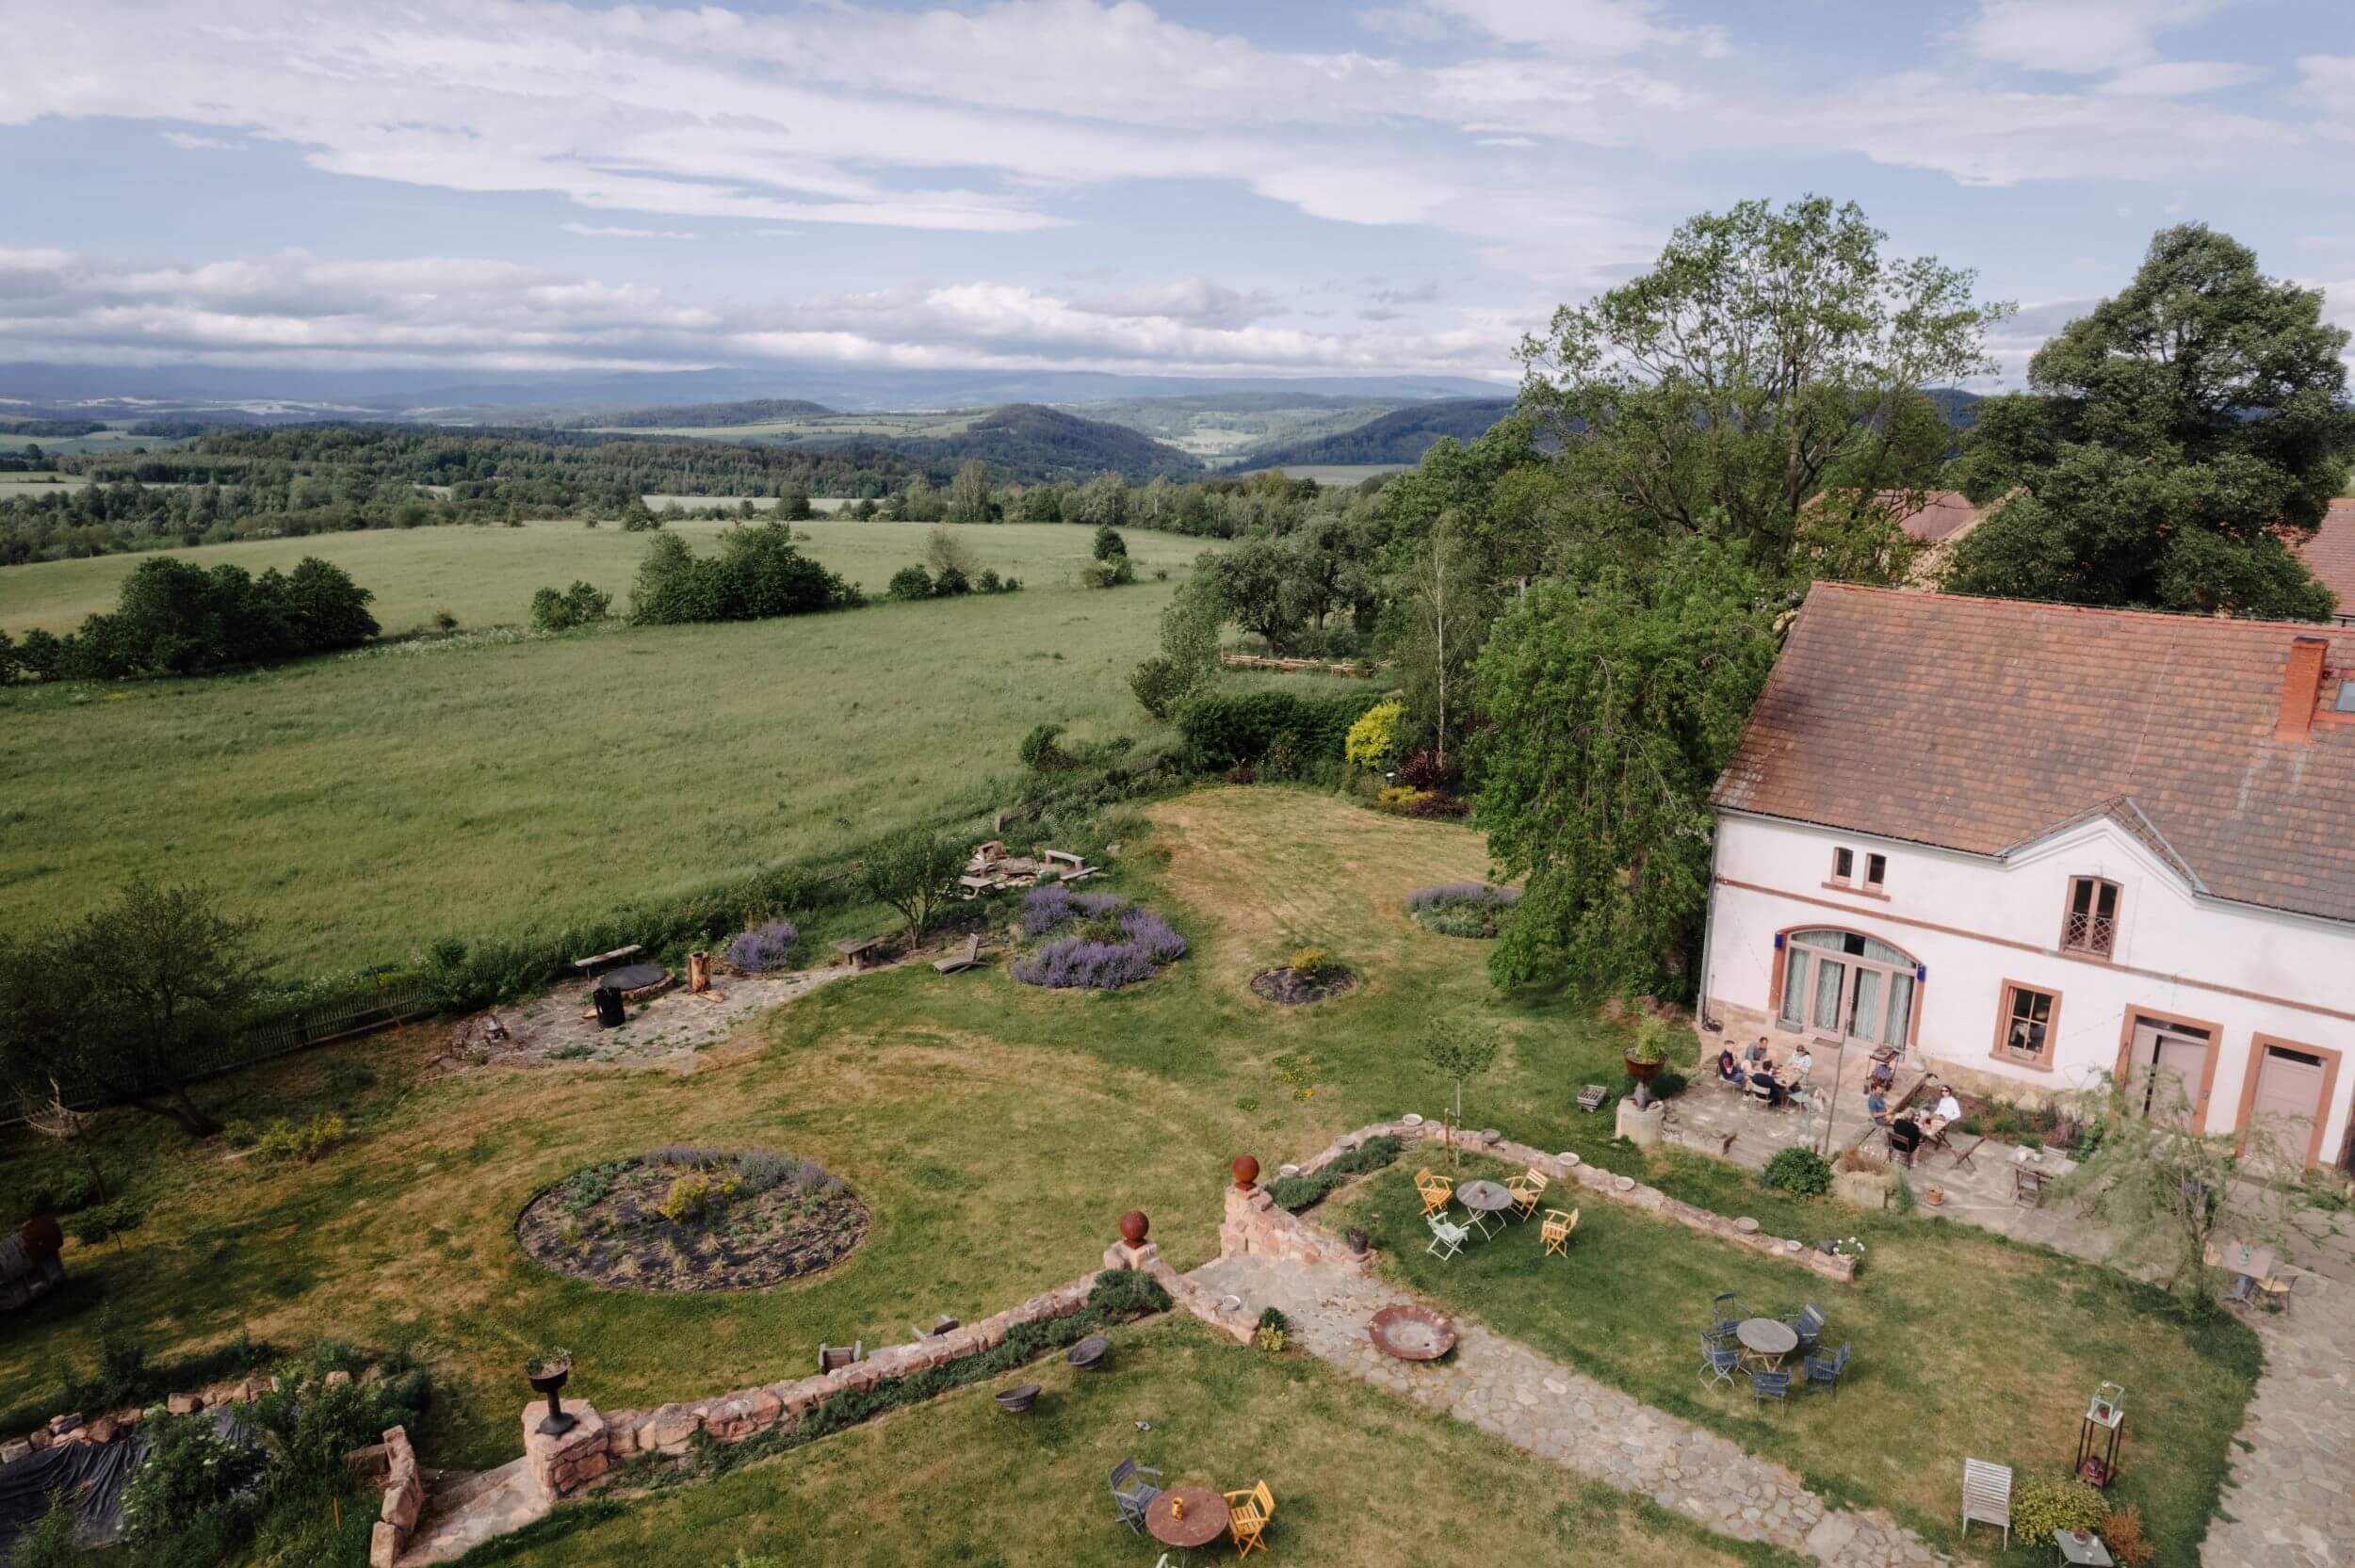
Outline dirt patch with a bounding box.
[1251,966,1358,1006]
[516,1151,869,1292]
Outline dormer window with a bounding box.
[1832,848,1854,883]
[2063,877,2120,958]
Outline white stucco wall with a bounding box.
[1702,810,2355,1166]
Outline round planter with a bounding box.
[995,1382,1042,1414]
[1925,1188,1945,1207]
[1118,1210,1150,1248]
[1401,1113,1424,1128]
[526,1362,572,1398]
[1622,1053,1664,1085]
[526,1361,577,1437]
[1066,1334,1112,1372]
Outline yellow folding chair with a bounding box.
[1225,1479,1274,1559]
[1414,1168,1453,1218]
[1540,1207,1579,1257]
[1504,1167,1549,1219]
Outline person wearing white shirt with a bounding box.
[1789,1044,1814,1085]
[1933,1089,1963,1124]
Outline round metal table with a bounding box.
[1146,1485,1228,1553]
[1456,1178,1516,1237]
[595,962,668,993]
[1736,1317,1798,1370]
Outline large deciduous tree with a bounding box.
[1518,196,2005,573]
[1470,537,1778,998]
[859,832,964,949]
[1943,224,2355,620]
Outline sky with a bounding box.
[3,0,2354,388]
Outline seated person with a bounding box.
[1864,1087,1891,1123]
[1716,1047,1748,1087]
[1788,1043,1814,1084]
[1932,1088,1963,1125]
[1888,1115,1924,1156]
[1748,1066,1784,1107]
[1866,1059,1895,1091]
[1743,1036,1771,1065]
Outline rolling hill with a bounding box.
[867,403,1202,482]
[1244,397,1519,468]
[570,397,836,428]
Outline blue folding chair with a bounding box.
[1804,1342,1851,1399]
[1698,1333,1741,1390]
[1750,1368,1793,1404]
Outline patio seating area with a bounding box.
[1113,1452,1278,1559]
[1417,1165,1571,1265]
[1698,1292,1850,1407]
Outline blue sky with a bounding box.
[3,0,2352,385]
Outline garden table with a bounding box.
[1456,1179,1515,1238]
[1735,1317,1798,1371]
[2215,1237,2276,1302]
[2052,1528,2113,1565]
[1147,1485,1228,1557]
[595,962,668,993]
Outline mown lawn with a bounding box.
[1329,1158,2258,1568]
[477,1317,1804,1568]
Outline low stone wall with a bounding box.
[0,1368,304,1463]
[365,1426,423,1568]
[1219,1182,1376,1273]
[522,1269,1103,1504]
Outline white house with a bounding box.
[1699,583,2355,1172]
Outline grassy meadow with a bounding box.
[0,790,2251,1568]
[0,517,1210,637]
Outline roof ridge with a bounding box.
[1803,580,2352,639]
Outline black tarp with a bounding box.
[0,1432,143,1552]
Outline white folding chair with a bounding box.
[1425,1212,1468,1261]
[1961,1458,2012,1548]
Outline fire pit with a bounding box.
[1367,1303,1457,1362]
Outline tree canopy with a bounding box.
[1943,224,2354,619]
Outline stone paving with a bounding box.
[2201,1284,2355,1568]
[1191,1252,1949,1568]
[444,963,851,1071]
[400,1459,544,1565]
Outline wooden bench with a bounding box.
[830,935,893,971]
[572,943,642,976]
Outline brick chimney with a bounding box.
[2276,636,2330,740]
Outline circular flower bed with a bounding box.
[1251,945,1356,1006]
[1012,884,1187,990]
[517,1146,868,1292]
[1405,881,1519,938]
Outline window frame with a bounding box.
[1990,978,2061,1072]
[1830,847,1855,884]
[1863,851,1887,891]
[2061,876,2121,959]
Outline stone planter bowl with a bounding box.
[1066,1334,1112,1372]
[995,1382,1042,1414]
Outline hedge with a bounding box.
[1172,689,1378,768]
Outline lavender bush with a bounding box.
[1012,899,1188,990]
[726,919,800,973]
[1020,885,1125,936]
[1405,882,1519,939]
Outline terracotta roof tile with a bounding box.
[1713,584,2355,924]
[2294,498,2355,619]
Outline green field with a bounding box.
[0,531,1275,974]
[0,428,171,457]
[0,518,1208,637]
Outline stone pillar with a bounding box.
[1616,1097,1666,1149]
[522,1401,610,1501]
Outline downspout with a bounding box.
[1696,809,1723,1035]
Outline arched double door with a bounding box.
[1775,929,1919,1050]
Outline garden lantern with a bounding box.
[2075,1382,2124,1485]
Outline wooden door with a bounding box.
[2249,1046,2325,1167]
[2130,1020,2209,1128]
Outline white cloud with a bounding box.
[1963,0,2224,75]
[160,131,243,152]
[2096,59,2261,96]
[0,245,1512,378]
[560,222,699,240]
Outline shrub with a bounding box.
[1019,721,1075,771]
[528,580,612,632]
[659,1172,720,1224]
[1405,882,1519,939]
[724,919,799,973]
[121,1409,269,1549]
[734,1150,792,1194]
[1080,556,1135,589]
[885,563,934,602]
[1254,1322,1288,1353]
[1173,689,1373,768]
[1627,1018,1669,1064]
[1761,1146,1833,1198]
[1265,1175,1324,1210]
[6,1492,79,1568]
[2101,1506,2155,1567]
[1091,525,1129,561]
[1289,946,1336,982]
[1405,791,1469,817]
[1086,1268,1173,1318]
[1256,1306,1289,1334]
[1376,784,1425,815]
[27,554,380,681]
[255,1113,346,1163]
[66,1195,143,1245]
[2012,1479,2109,1543]
[1129,655,1193,720]
[1343,699,1406,770]
[1397,749,1459,790]
[629,524,858,626]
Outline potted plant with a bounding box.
[526,1348,577,1436]
[1623,1019,1668,1105]
[1346,1226,1370,1256]
[1925,1185,1945,1206]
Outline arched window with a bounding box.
[1774,928,1920,1048]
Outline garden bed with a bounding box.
[517,1148,869,1292]
[1010,884,1187,990]
[1405,882,1519,938]
[1250,964,1356,1006]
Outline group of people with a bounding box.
[1715,1037,1812,1108]
[1714,1035,1970,1159]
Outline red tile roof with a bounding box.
[1713,583,2355,924]
[1886,490,1982,544]
[2294,498,2355,619]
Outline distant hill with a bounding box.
[1244,398,1519,468]
[869,403,1202,483]
[572,397,836,428]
